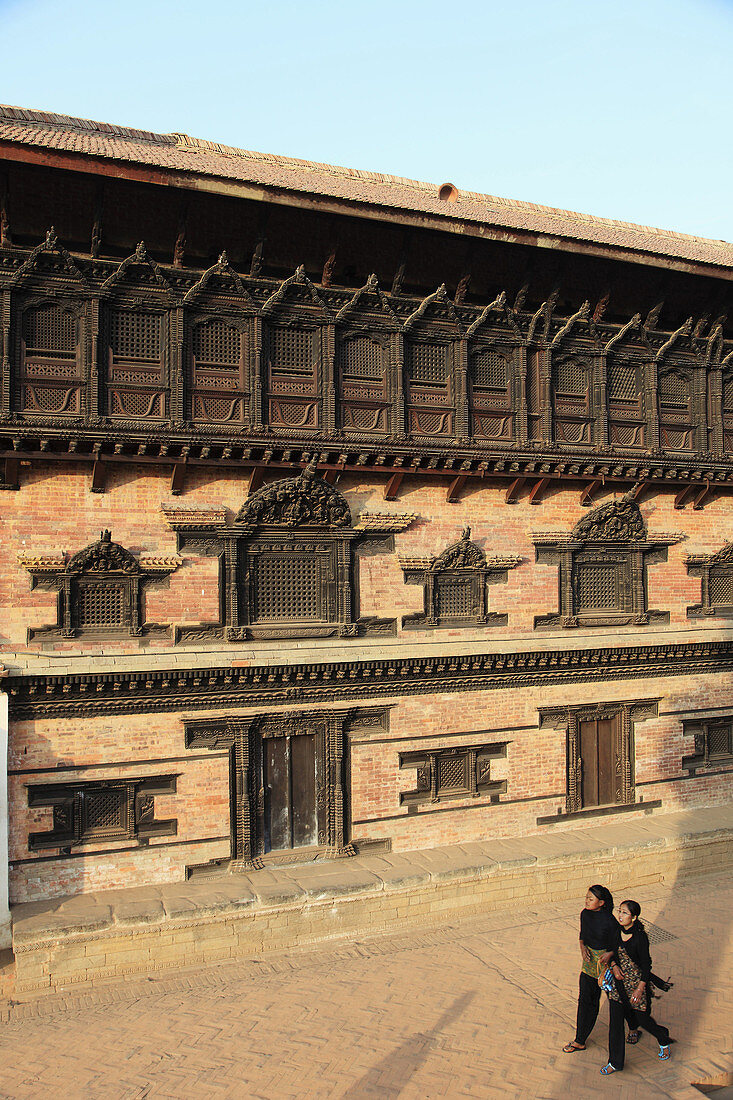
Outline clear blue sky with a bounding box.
[2,0,732,242]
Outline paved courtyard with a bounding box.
[0,870,731,1100]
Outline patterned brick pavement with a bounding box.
[0,871,730,1099]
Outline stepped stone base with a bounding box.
[10,805,732,997]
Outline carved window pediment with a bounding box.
[401,527,521,629]
[686,542,733,617]
[534,496,680,629]
[20,529,180,639]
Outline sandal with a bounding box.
[562,1042,586,1053]
[658,1046,671,1060]
[600,1064,619,1075]
[626,1030,641,1045]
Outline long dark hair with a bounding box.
[620,899,645,931]
[589,884,614,910]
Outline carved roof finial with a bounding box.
[461,526,471,541]
[45,226,57,249]
[300,456,319,481]
[135,241,147,260]
[218,250,228,265]
[100,529,112,543]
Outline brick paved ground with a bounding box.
[0,870,730,1100]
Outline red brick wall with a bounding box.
[4,463,733,902]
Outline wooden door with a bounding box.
[263,732,317,851]
[579,716,618,807]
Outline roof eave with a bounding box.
[2,138,732,282]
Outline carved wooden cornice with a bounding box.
[6,638,733,720]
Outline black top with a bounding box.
[579,907,620,951]
[617,924,652,986]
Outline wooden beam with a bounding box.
[692,482,712,510]
[170,460,187,496]
[529,477,550,505]
[246,466,264,497]
[90,458,106,494]
[505,477,526,504]
[0,456,18,490]
[447,474,468,504]
[322,469,338,484]
[674,484,695,510]
[580,478,602,507]
[384,472,404,501]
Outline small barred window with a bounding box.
[709,568,733,607]
[74,582,126,629]
[471,349,507,389]
[405,341,449,385]
[110,311,162,361]
[193,319,241,366]
[554,357,587,395]
[338,335,384,379]
[253,555,320,621]
[659,370,690,406]
[23,304,77,357]
[266,326,313,376]
[608,360,639,401]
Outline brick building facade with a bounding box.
[0,106,731,929]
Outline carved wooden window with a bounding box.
[469,345,513,441]
[107,308,167,419]
[264,323,319,429]
[722,370,733,452]
[28,776,178,852]
[337,332,389,433]
[607,357,645,448]
[526,349,543,441]
[400,743,507,805]
[405,338,454,436]
[401,528,520,629]
[20,529,180,640]
[686,542,733,617]
[552,354,593,444]
[683,716,733,770]
[658,368,694,450]
[534,497,679,629]
[16,302,82,416]
[189,317,248,425]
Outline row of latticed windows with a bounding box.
[12,303,733,444]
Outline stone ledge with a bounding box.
[8,803,733,996]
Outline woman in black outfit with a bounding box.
[600,900,673,1075]
[563,885,620,1053]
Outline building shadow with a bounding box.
[340,990,475,1099]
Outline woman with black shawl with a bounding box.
[562,884,620,1053]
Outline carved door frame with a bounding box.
[186,709,351,869]
[540,700,659,814]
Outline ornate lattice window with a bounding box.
[337,332,389,433]
[686,542,733,617]
[264,323,319,428]
[401,528,521,630]
[16,301,82,416]
[189,317,248,425]
[552,354,593,445]
[405,340,449,385]
[20,529,180,640]
[607,357,645,448]
[469,345,513,441]
[399,743,507,805]
[658,367,694,450]
[534,495,680,628]
[107,308,167,420]
[28,776,178,852]
[683,716,733,770]
[722,371,733,451]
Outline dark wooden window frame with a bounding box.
[534,496,680,629]
[682,715,733,772]
[551,350,595,446]
[540,700,659,814]
[187,311,253,428]
[467,337,516,442]
[20,529,180,640]
[401,527,521,630]
[14,296,85,418]
[28,775,178,853]
[686,542,733,618]
[399,742,508,806]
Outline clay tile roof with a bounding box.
[1,103,732,270]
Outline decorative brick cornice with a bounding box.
[6,639,733,720]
